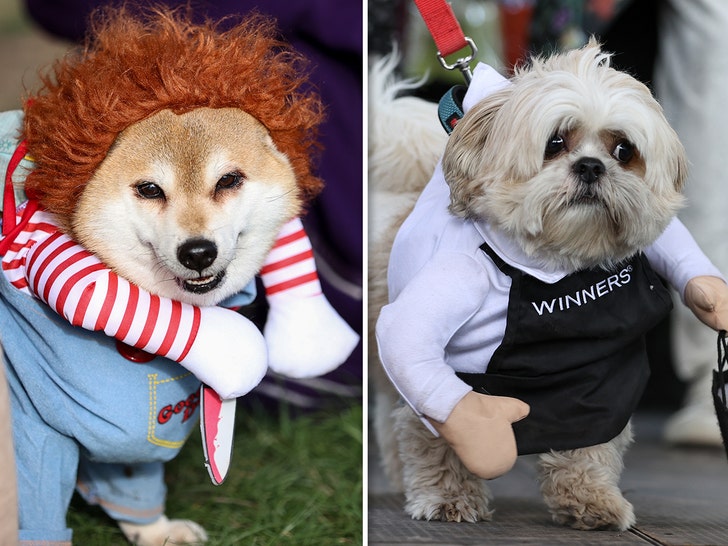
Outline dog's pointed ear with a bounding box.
[443,89,510,218]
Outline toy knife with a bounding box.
[200,384,236,485]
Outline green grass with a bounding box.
[67,400,363,545]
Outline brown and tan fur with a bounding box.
[73,107,301,307]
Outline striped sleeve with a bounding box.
[24,230,201,362]
[1,212,58,292]
[260,217,322,298]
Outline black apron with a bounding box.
[457,243,673,455]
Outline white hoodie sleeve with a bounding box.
[644,217,726,303]
[375,251,490,429]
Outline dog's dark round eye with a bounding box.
[216,171,245,192]
[136,182,165,200]
[613,141,634,163]
[545,134,565,158]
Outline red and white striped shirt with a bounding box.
[260,216,322,299]
[1,204,322,363]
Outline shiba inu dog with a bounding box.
[0,7,357,545]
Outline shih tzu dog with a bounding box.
[370,40,728,531]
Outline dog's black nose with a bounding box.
[574,157,605,184]
[177,239,217,272]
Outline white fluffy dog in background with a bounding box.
[368,54,447,491]
[370,41,728,531]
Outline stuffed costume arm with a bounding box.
[3,209,358,398]
[375,61,519,424]
[376,251,489,423]
[4,209,266,399]
[375,63,528,480]
[644,216,728,330]
[260,217,359,378]
[376,250,529,479]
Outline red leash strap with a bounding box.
[0,199,38,255]
[413,0,468,58]
[412,0,477,83]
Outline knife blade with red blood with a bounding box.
[200,385,236,485]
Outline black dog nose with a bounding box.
[177,239,217,272]
[574,157,605,184]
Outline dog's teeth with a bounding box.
[186,276,214,285]
[178,271,225,294]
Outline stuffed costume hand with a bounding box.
[685,275,728,331]
[179,306,267,399]
[430,391,530,479]
[264,293,359,377]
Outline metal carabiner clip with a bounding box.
[436,36,478,85]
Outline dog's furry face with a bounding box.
[72,107,301,306]
[443,42,687,271]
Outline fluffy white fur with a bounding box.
[369,41,686,531]
[444,44,686,271]
[118,516,207,546]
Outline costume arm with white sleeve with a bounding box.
[645,217,728,330]
[376,251,529,479]
[376,61,527,478]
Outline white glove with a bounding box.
[264,293,359,378]
[180,306,268,399]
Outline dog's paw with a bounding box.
[539,464,635,531]
[394,404,493,523]
[545,488,635,531]
[405,492,493,523]
[538,430,635,531]
[118,515,208,545]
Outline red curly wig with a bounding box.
[22,5,325,221]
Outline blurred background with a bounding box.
[0,0,71,110]
[369,0,657,105]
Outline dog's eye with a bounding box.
[136,182,165,200]
[613,141,634,163]
[545,135,565,158]
[216,171,245,192]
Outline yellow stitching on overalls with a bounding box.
[147,371,195,449]
[155,371,194,384]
